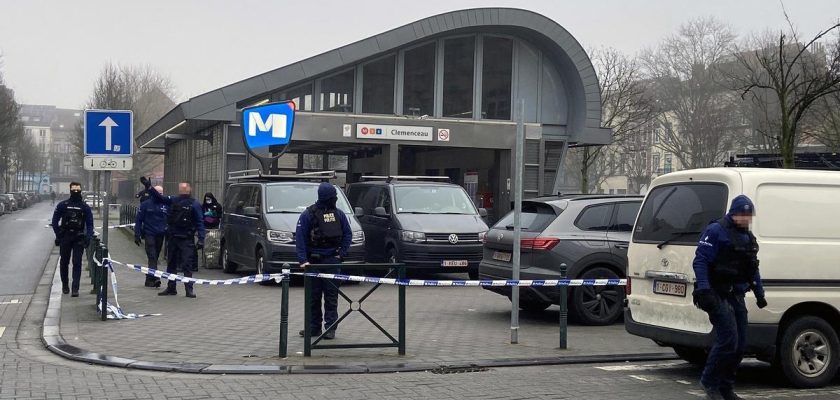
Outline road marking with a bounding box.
[676,380,693,385]
[0,299,20,305]
[0,327,5,338]
[596,362,687,371]
[629,375,653,382]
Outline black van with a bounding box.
[346,176,489,279]
[220,173,366,274]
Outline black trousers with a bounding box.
[144,234,165,283]
[166,236,195,291]
[59,234,85,292]
[308,256,341,333]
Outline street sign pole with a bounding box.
[511,99,525,344]
[101,170,110,247]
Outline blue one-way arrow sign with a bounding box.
[84,110,133,156]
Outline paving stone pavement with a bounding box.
[56,226,668,367]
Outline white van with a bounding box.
[625,167,840,388]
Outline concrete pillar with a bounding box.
[383,144,399,176]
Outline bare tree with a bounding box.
[807,89,840,150]
[643,17,740,169]
[727,12,840,167]
[575,48,656,193]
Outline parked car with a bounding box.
[11,192,28,209]
[26,191,40,203]
[84,193,102,209]
[625,168,840,388]
[219,174,366,275]
[347,176,489,279]
[2,194,18,211]
[0,197,6,214]
[479,194,642,325]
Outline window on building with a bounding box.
[40,129,45,137]
[652,153,661,173]
[362,55,396,114]
[302,154,324,170]
[319,69,354,112]
[664,153,673,174]
[442,37,475,118]
[481,36,513,120]
[273,84,313,111]
[402,43,436,117]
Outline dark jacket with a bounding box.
[135,197,169,239]
[692,195,765,298]
[295,183,352,263]
[202,192,223,229]
[147,187,206,242]
[51,198,94,240]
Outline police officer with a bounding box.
[134,185,168,288]
[296,183,352,340]
[51,182,94,297]
[693,195,767,400]
[141,177,205,298]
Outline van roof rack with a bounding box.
[228,169,336,181]
[360,175,451,184]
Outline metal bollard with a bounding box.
[398,264,406,355]
[303,265,312,356]
[558,263,568,349]
[100,244,109,321]
[278,266,290,358]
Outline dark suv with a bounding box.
[479,195,642,325]
[347,177,489,278]
[220,175,366,275]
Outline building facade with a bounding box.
[19,105,83,194]
[138,8,611,221]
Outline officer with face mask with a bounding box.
[296,183,352,340]
[135,185,167,288]
[51,182,94,297]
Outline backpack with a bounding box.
[307,206,343,249]
[168,198,196,234]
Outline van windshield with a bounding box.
[265,184,352,214]
[394,185,478,215]
[633,183,728,245]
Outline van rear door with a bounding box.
[628,182,728,333]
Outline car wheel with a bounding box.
[256,248,272,286]
[778,316,840,388]
[571,266,625,326]
[221,244,238,273]
[519,299,551,312]
[672,345,708,365]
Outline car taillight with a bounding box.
[625,277,632,296]
[520,237,560,251]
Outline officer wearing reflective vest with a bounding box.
[51,182,94,297]
[296,183,352,340]
[692,195,767,400]
[134,185,168,288]
[141,177,205,298]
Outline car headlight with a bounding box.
[400,230,426,243]
[352,230,365,244]
[267,230,294,244]
[478,231,488,243]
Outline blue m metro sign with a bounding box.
[242,101,296,151]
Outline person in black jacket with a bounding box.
[202,192,222,229]
[141,177,205,298]
[135,185,168,288]
[51,182,94,297]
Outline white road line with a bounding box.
[629,375,653,382]
[596,362,687,371]
[0,299,20,305]
[0,327,5,338]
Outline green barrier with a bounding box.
[559,263,568,349]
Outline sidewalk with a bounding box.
[47,217,674,373]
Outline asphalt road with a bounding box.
[0,201,57,296]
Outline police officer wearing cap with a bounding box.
[51,182,94,297]
[692,195,767,400]
[296,182,352,340]
[134,185,168,288]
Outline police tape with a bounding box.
[94,258,161,320]
[44,223,134,230]
[105,259,626,287]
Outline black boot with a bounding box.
[185,286,196,298]
[62,285,70,294]
[144,276,156,287]
[158,283,177,296]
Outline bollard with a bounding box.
[278,266,290,358]
[100,244,109,321]
[398,264,406,355]
[303,265,312,356]
[558,263,568,350]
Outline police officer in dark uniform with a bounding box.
[51,182,94,297]
[693,195,767,400]
[141,177,205,298]
[135,185,168,288]
[296,183,352,340]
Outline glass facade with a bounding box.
[481,36,513,120]
[362,55,396,114]
[402,43,436,116]
[442,37,475,118]
[319,70,354,112]
[272,84,312,111]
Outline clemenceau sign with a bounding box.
[356,124,433,142]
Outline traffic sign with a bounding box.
[84,110,133,156]
[83,156,133,171]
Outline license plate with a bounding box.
[442,260,469,267]
[653,280,687,297]
[492,251,512,262]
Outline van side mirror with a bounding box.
[354,207,365,216]
[374,207,389,217]
[478,208,488,218]
[242,206,259,216]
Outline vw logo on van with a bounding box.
[661,258,670,267]
[497,232,504,241]
[449,234,459,244]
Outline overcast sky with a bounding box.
[0,0,838,109]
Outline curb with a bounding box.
[41,253,677,374]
